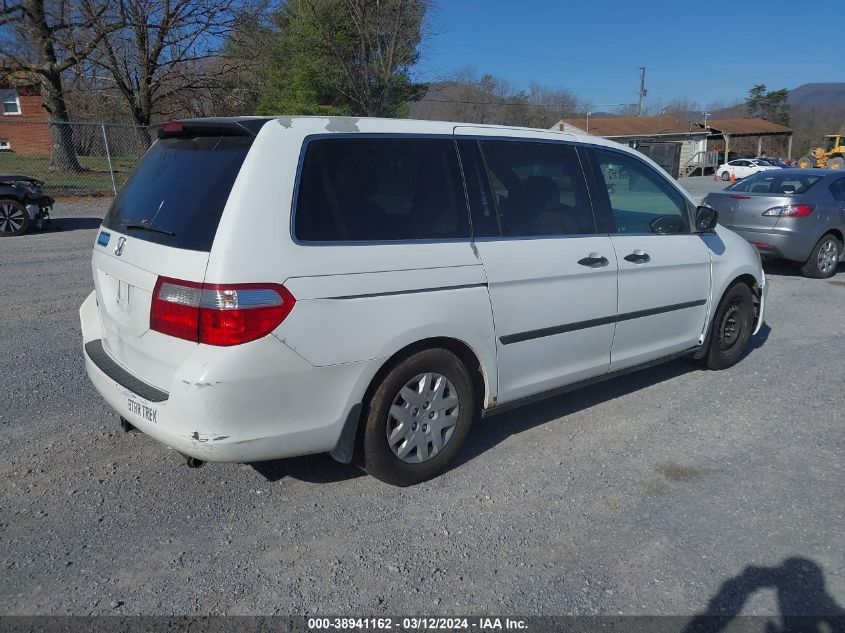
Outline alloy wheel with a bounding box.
[0,202,26,234]
[817,239,838,275]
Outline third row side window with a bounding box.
[295,137,469,242]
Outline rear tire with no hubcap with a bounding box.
[704,283,755,370]
[359,348,475,486]
[801,234,840,279]
[0,199,29,236]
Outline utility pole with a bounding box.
[636,66,647,116]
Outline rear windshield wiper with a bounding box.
[122,221,175,236]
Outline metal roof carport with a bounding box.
[699,118,794,160]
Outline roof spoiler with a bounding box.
[151,118,271,139]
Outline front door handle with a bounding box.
[624,250,651,264]
[577,253,609,268]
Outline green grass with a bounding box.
[0,152,141,197]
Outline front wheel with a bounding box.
[797,156,815,169]
[801,234,841,279]
[720,171,731,181]
[704,283,755,370]
[0,199,30,236]
[358,348,475,486]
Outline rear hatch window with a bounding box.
[727,173,822,195]
[102,135,252,252]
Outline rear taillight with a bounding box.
[150,277,295,346]
[762,204,815,217]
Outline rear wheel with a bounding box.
[801,234,840,279]
[797,155,815,169]
[0,199,29,236]
[704,283,755,370]
[358,348,475,486]
[720,171,731,181]
[826,156,845,170]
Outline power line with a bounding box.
[420,97,635,109]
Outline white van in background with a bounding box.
[80,116,766,486]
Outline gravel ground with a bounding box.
[1,201,843,618]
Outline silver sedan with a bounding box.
[703,168,845,278]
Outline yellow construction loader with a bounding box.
[797,134,845,169]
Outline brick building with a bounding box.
[0,83,51,155]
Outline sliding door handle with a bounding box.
[624,250,651,264]
[577,253,609,268]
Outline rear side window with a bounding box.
[103,136,251,251]
[475,140,595,237]
[295,137,469,242]
[828,178,845,201]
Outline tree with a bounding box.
[745,84,789,126]
[0,0,119,170]
[89,0,252,128]
[256,0,429,117]
[745,84,766,117]
[410,68,581,128]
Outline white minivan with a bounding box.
[80,116,767,486]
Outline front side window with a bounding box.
[295,137,468,242]
[592,148,690,235]
[475,140,595,237]
[1,91,20,115]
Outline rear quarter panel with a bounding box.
[205,118,499,406]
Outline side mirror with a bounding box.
[695,206,719,233]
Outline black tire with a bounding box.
[797,155,815,169]
[0,199,30,236]
[800,234,841,279]
[720,171,731,181]
[826,156,845,170]
[704,283,755,370]
[358,348,475,486]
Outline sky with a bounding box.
[416,0,844,110]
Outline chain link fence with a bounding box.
[0,120,152,199]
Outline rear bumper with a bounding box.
[724,225,815,263]
[80,290,376,463]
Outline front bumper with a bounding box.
[753,272,768,336]
[80,290,375,463]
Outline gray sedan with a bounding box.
[703,168,845,278]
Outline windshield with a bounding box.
[824,137,838,151]
[102,135,252,252]
[727,171,822,195]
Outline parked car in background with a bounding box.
[0,174,53,236]
[757,157,791,168]
[80,116,767,486]
[717,159,779,181]
[703,168,845,278]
